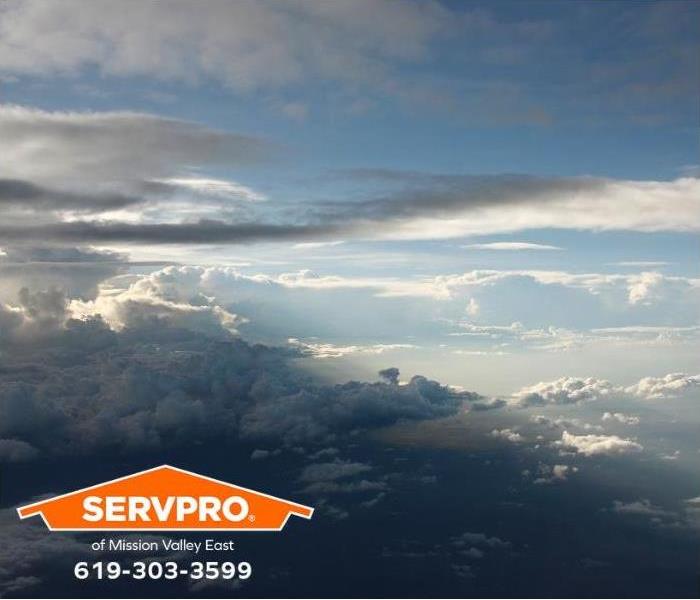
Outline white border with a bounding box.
[16,464,314,532]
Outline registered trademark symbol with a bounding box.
[248,514,256,522]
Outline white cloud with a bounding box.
[293,241,345,250]
[602,412,640,425]
[156,178,267,202]
[533,463,577,484]
[510,376,616,407]
[490,428,523,443]
[69,267,241,335]
[530,415,602,432]
[288,338,416,359]
[372,177,700,238]
[625,372,700,400]
[462,242,562,251]
[465,297,480,316]
[556,431,643,456]
[610,261,670,268]
[627,271,665,305]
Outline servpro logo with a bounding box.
[17,465,313,531]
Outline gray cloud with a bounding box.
[0,246,134,303]
[1,103,698,247]
[332,172,607,220]
[0,220,341,245]
[0,1,449,91]
[0,105,270,184]
[299,460,372,483]
[0,178,142,213]
[0,291,474,459]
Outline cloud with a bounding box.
[0,104,269,184]
[611,499,674,518]
[0,287,72,344]
[465,297,480,317]
[462,242,562,251]
[611,261,670,268]
[452,532,511,550]
[0,178,142,213]
[490,428,524,443]
[292,241,345,250]
[0,292,472,458]
[0,439,39,462]
[0,220,340,245]
[0,1,450,91]
[533,463,577,484]
[602,412,640,425]
[510,376,616,407]
[0,506,87,593]
[299,460,373,483]
[625,372,700,400]
[556,431,643,456]
[69,269,242,336]
[2,105,699,246]
[338,172,700,238]
[530,415,602,432]
[378,367,400,385]
[289,338,416,359]
[156,178,267,202]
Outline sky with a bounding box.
[0,1,699,598]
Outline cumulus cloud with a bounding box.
[602,412,640,425]
[0,287,73,344]
[297,458,387,496]
[0,301,472,459]
[378,367,401,385]
[510,376,616,407]
[531,463,578,484]
[556,431,643,457]
[69,268,242,336]
[508,371,699,411]
[0,507,87,593]
[490,428,524,443]
[625,372,700,400]
[530,415,602,432]
[611,499,674,518]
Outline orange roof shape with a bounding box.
[17,465,314,531]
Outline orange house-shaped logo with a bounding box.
[17,465,314,531]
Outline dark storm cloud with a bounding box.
[0,311,475,459]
